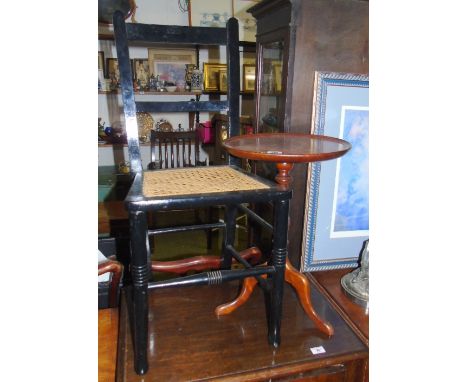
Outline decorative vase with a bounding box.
[190,68,203,93]
[185,64,197,90]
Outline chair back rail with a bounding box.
[113,11,240,174]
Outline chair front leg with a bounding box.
[129,210,150,375]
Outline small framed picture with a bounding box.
[189,0,231,27]
[243,64,256,92]
[203,63,227,91]
[105,58,119,81]
[98,51,105,71]
[132,59,150,86]
[273,63,282,92]
[219,68,227,92]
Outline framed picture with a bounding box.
[273,63,282,92]
[189,0,231,27]
[148,48,196,84]
[203,63,227,91]
[243,64,256,92]
[132,59,150,85]
[301,71,369,272]
[219,67,228,92]
[105,58,120,81]
[233,0,261,42]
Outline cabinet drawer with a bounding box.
[273,364,346,382]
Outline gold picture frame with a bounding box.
[203,63,227,91]
[148,48,196,84]
[132,59,150,85]
[273,63,282,93]
[219,67,228,92]
[105,58,119,80]
[243,64,256,92]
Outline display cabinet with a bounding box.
[249,0,369,268]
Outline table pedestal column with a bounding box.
[215,162,334,336]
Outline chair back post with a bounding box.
[226,17,241,167]
[113,10,143,174]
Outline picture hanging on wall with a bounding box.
[189,0,260,41]
[301,71,369,272]
[189,0,231,27]
[232,0,261,42]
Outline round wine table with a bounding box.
[219,133,351,336]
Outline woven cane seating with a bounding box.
[143,166,269,197]
[112,10,292,376]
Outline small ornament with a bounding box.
[98,118,107,140]
[185,64,197,90]
[148,74,158,91]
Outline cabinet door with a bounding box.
[256,39,285,134]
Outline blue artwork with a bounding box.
[331,107,369,237]
[301,72,369,271]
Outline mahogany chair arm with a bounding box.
[98,260,123,308]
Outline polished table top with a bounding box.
[222,133,351,163]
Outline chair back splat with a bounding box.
[148,130,206,170]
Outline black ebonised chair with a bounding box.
[113,11,291,375]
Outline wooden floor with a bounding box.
[115,280,368,381]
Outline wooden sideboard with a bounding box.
[308,270,368,347]
[116,276,368,381]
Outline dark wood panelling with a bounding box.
[286,0,369,268]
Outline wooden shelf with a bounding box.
[98,142,150,147]
[99,90,254,96]
[99,33,256,49]
[98,90,200,96]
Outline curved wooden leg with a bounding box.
[285,259,334,336]
[215,275,266,316]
